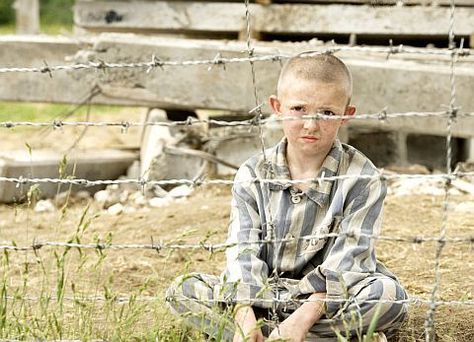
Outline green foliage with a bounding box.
[0,0,74,27]
[40,0,74,26]
[0,0,14,25]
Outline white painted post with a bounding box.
[13,0,40,34]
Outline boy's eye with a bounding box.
[291,106,305,112]
[321,110,336,116]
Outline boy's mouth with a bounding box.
[301,135,319,142]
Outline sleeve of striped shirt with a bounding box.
[296,177,387,317]
[221,165,273,306]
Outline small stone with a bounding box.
[168,185,193,198]
[107,203,124,215]
[119,190,130,203]
[149,197,171,207]
[454,202,474,213]
[54,191,69,207]
[94,190,109,204]
[76,190,91,200]
[35,200,55,213]
[94,189,120,208]
[130,191,148,206]
[123,205,137,214]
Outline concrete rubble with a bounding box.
[0,148,137,203]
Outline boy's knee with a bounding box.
[167,272,218,303]
[358,277,408,329]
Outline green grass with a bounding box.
[0,23,72,35]
[0,101,135,122]
[0,23,14,35]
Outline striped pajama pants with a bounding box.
[166,273,408,341]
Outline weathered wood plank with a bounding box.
[0,34,473,137]
[74,1,474,36]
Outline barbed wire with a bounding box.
[0,232,472,253]
[2,110,474,130]
[425,1,459,340]
[4,294,474,307]
[1,171,473,188]
[0,45,471,75]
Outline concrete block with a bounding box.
[75,1,474,36]
[0,149,137,203]
[406,134,464,171]
[140,108,173,178]
[140,108,206,182]
[347,129,403,168]
[211,121,283,175]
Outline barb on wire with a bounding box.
[0,46,471,74]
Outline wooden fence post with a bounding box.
[13,0,40,34]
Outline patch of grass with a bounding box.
[0,102,136,122]
[0,24,14,35]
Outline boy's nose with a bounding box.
[303,117,319,131]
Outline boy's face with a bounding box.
[269,75,355,160]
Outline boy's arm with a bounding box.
[233,305,264,342]
[268,292,326,341]
[222,165,273,306]
[294,177,387,317]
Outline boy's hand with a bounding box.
[268,314,306,341]
[233,305,264,342]
[268,292,326,342]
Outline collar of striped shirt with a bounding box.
[266,137,343,206]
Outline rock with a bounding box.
[107,203,124,215]
[149,197,172,208]
[54,191,69,207]
[76,190,91,200]
[34,199,55,213]
[127,160,141,179]
[390,178,445,196]
[451,179,474,195]
[123,205,137,214]
[94,189,120,209]
[119,190,130,203]
[94,190,109,204]
[453,202,474,213]
[130,191,148,206]
[168,185,193,198]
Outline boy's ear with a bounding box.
[269,95,281,115]
[341,105,356,125]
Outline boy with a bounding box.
[167,54,407,341]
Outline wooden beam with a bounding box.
[74,1,474,36]
[0,34,473,138]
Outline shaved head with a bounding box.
[277,53,353,104]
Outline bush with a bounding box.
[0,0,75,26]
[0,0,15,25]
[40,0,75,25]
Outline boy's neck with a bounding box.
[286,144,329,190]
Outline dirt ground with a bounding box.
[1,114,473,341]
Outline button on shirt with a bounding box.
[218,138,395,316]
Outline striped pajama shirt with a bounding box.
[167,138,408,340]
